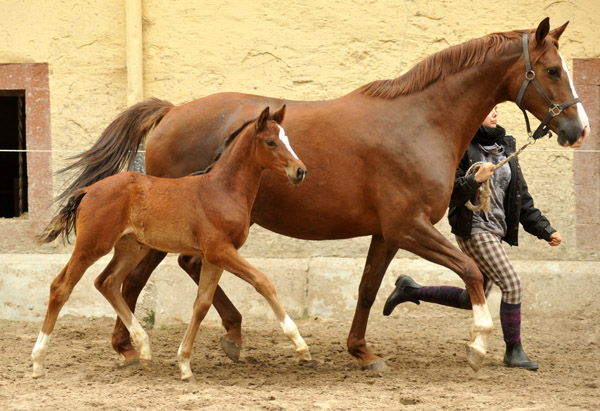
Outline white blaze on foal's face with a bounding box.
[559,53,590,130]
[278,125,300,160]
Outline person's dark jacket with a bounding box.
[448,129,556,246]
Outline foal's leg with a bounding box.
[386,218,492,371]
[94,237,152,365]
[347,235,398,371]
[31,252,100,378]
[177,261,224,380]
[112,249,167,362]
[211,246,311,361]
[178,255,243,361]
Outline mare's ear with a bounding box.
[256,107,270,132]
[272,105,286,124]
[535,17,550,46]
[550,21,569,41]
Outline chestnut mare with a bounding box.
[33,106,310,380]
[54,19,590,372]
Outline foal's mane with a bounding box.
[359,29,546,99]
[189,119,253,176]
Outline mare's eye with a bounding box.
[266,140,277,147]
[546,67,561,79]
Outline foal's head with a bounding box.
[251,106,306,184]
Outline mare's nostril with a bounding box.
[297,168,305,181]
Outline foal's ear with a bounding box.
[256,107,270,132]
[535,17,550,46]
[550,21,569,42]
[272,105,286,124]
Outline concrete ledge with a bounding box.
[1,254,598,325]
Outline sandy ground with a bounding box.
[1,303,598,411]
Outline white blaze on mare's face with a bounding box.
[560,53,590,129]
[277,125,300,160]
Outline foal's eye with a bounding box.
[266,140,277,147]
[546,67,561,79]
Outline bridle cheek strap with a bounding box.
[515,33,581,141]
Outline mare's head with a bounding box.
[509,18,590,147]
[252,105,306,184]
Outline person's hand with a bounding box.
[548,232,562,246]
[474,163,495,183]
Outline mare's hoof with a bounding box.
[466,345,484,372]
[361,359,388,372]
[220,337,241,362]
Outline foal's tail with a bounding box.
[38,189,87,244]
[55,98,174,206]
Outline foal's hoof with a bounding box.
[361,359,388,372]
[139,358,153,371]
[180,371,194,381]
[119,358,142,369]
[220,337,241,362]
[466,345,485,372]
[297,347,312,362]
[120,350,141,365]
[32,364,46,379]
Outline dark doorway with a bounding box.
[0,91,28,218]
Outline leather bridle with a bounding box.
[515,33,580,141]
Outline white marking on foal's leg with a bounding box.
[280,315,311,361]
[560,53,590,129]
[31,331,51,378]
[278,126,300,160]
[177,344,193,380]
[466,304,493,371]
[128,316,151,361]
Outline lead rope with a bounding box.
[464,141,531,212]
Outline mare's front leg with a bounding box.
[177,261,224,380]
[385,217,492,371]
[210,246,311,361]
[348,235,399,371]
[112,249,167,363]
[178,255,243,361]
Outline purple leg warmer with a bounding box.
[500,301,521,344]
[412,286,467,309]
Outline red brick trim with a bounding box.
[0,63,52,250]
[573,59,600,250]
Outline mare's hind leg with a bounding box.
[32,252,100,378]
[386,217,492,371]
[112,249,166,362]
[94,237,152,365]
[177,261,224,380]
[209,246,311,361]
[178,255,243,361]
[347,235,398,371]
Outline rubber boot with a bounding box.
[504,340,539,370]
[383,275,423,316]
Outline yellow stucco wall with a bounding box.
[1,0,599,259]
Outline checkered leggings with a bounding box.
[455,232,522,304]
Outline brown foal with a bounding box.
[32,106,309,380]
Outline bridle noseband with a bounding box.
[515,33,580,141]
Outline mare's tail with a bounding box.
[55,98,174,206]
[38,189,87,244]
